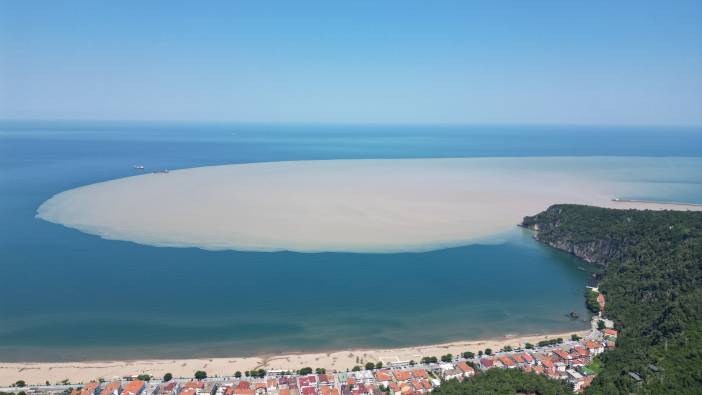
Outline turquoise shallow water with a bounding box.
[0,121,700,362]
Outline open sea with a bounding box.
[1,121,701,362]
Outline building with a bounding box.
[455,362,475,378]
[441,369,463,381]
[121,381,146,395]
[100,382,122,395]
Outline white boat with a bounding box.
[133,165,145,170]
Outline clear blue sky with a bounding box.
[1,1,701,125]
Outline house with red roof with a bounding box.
[552,349,572,364]
[478,357,495,370]
[393,370,412,382]
[100,382,122,395]
[455,362,475,377]
[584,341,604,355]
[121,380,145,395]
[521,353,535,365]
[374,370,393,384]
[498,355,516,368]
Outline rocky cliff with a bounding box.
[520,204,622,265]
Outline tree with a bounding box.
[194,371,207,380]
[502,345,512,352]
[440,354,452,362]
[521,205,702,393]
[163,373,173,382]
[14,381,26,388]
[234,371,242,378]
[478,350,483,357]
[585,289,600,314]
[409,360,416,366]
[462,351,474,359]
[298,367,313,375]
[137,374,151,382]
[524,342,534,350]
[375,362,383,369]
[571,334,581,341]
[432,368,572,394]
[421,356,437,364]
[597,320,606,330]
[484,348,492,355]
[364,362,375,371]
[351,366,361,372]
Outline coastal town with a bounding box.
[2,292,617,394]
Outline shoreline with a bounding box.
[0,329,590,385]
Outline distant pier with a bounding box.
[612,198,702,207]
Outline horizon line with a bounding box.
[1,118,701,129]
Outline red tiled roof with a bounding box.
[512,354,525,364]
[604,329,618,336]
[237,381,251,390]
[300,386,317,395]
[121,380,145,395]
[374,371,392,382]
[573,346,589,356]
[183,382,205,390]
[585,341,603,350]
[412,369,428,379]
[498,356,515,366]
[479,358,494,368]
[394,371,411,381]
[100,382,122,395]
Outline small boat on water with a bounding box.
[577,266,586,271]
[133,165,145,170]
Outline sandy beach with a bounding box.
[0,330,590,385]
[35,157,702,254]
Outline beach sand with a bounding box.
[0,330,590,385]
[35,157,702,254]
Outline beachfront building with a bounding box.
[100,382,123,395]
[455,362,475,378]
[121,381,146,395]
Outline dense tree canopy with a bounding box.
[523,204,702,394]
[433,369,572,395]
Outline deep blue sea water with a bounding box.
[1,121,701,362]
